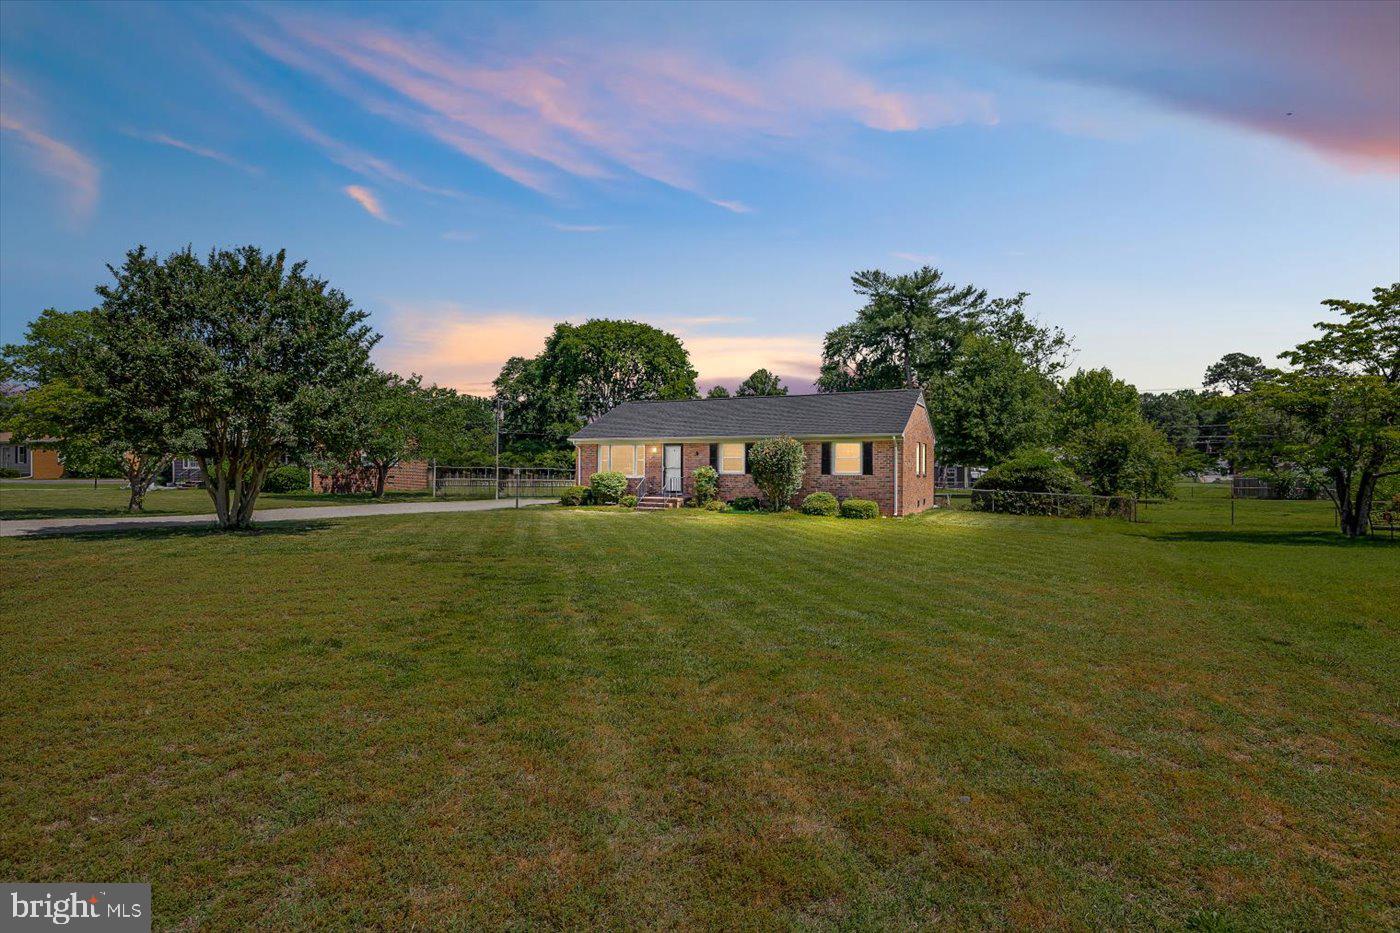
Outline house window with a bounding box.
[16,445,27,464]
[915,442,926,477]
[599,444,645,477]
[718,443,745,474]
[833,442,862,475]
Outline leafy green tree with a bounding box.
[1139,390,1203,453]
[1236,283,1398,536]
[2,307,197,510]
[706,385,731,398]
[735,368,787,396]
[927,334,1053,465]
[494,319,697,454]
[324,372,428,497]
[1054,368,1141,443]
[540,319,698,421]
[96,245,377,528]
[818,266,986,390]
[1066,419,1178,497]
[1204,352,1271,394]
[747,436,806,510]
[978,292,1074,379]
[416,389,496,465]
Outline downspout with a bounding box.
[892,435,900,517]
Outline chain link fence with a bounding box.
[433,466,575,501]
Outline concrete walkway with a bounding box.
[1,497,554,538]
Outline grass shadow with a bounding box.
[9,520,337,542]
[1149,529,1398,548]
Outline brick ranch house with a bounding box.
[569,388,935,516]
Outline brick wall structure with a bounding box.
[313,459,431,494]
[575,432,937,516]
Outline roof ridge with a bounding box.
[623,387,921,404]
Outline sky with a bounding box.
[1,0,1397,395]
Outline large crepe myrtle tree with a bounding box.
[1,307,196,511]
[1236,283,1398,537]
[97,246,377,529]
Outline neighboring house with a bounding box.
[569,388,936,516]
[311,460,430,494]
[0,432,64,479]
[170,457,204,486]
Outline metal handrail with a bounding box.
[635,476,648,500]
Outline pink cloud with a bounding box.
[343,184,393,222]
[127,130,261,175]
[374,304,821,396]
[0,75,99,222]
[238,11,996,207]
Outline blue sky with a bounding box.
[2,0,1397,393]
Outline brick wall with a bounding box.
[899,403,936,515]
[313,459,430,494]
[685,441,898,514]
[575,438,931,515]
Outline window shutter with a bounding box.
[821,443,831,475]
[709,444,718,470]
[862,442,873,475]
[743,443,752,473]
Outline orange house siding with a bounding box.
[30,447,65,479]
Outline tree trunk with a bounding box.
[374,463,389,498]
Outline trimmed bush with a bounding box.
[972,448,1085,516]
[840,498,879,519]
[801,491,839,516]
[729,496,761,512]
[589,470,628,504]
[0,467,23,479]
[620,494,638,509]
[748,436,806,510]
[559,485,589,506]
[703,497,725,511]
[263,464,311,493]
[692,465,719,505]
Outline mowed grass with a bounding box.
[0,480,439,521]
[1,501,1396,928]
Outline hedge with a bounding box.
[801,491,839,516]
[559,485,589,506]
[263,465,310,493]
[840,498,879,519]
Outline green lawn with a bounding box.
[0,480,440,521]
[1,500,1395,927]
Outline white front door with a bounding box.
[663,444,682,493]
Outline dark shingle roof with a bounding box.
[570,388,925,440]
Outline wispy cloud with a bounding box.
[236,10,996,208]
[892,251,939,264]
[210,55,463,197]
[708,198,753,214]
[126,130,261,175]
[344,184,394,222]
[375,304,820,396]
[550,222,610,233]
[0,74,99,222]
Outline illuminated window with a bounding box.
[833,442,862,475]
[599,444,645,476]
[719,443,746,474]
[915,442,926,476]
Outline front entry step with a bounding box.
[635,495,683,511]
